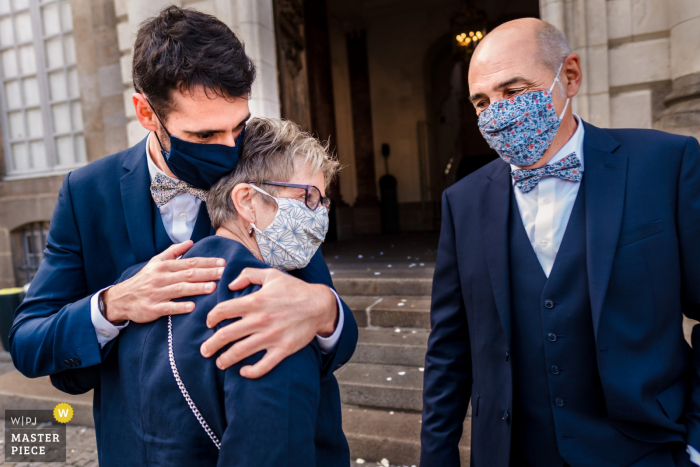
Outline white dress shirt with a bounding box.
[510,116,699,465]
[91,132,344,353]
[510,114,585,277]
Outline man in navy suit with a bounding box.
[9,7,355,390]
[421,18,699,467]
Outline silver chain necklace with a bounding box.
[168,315,221,450]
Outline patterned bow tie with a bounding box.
[511,153,582,193]
[150,172,208,208]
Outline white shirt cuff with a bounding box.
[90,286,129,349]
[315,288,344,353]
[688,445,700,466]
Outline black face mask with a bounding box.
[149,101,244,190]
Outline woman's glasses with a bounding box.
[250,181,331,212]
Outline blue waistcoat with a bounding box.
[508,181,656,467]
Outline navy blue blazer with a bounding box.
[8,137,357,380]
[421,122,700,467]
[52,236,350,466]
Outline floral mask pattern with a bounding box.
[249,184,329,271]
[477,61,570,167]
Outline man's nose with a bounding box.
[219,133,237,147]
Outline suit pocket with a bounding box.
[471,384,480,417]
[618,219,663,247]
[655,378,686,422]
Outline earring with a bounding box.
[248,226,254,237]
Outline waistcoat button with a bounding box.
[555,398,564,407]
[550,365,560,375]
[502,410,510,421]
[544,299,554,309]
[547,333,557,342]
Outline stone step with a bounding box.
[0,370,94,427]
[343,296,431,329]
[337,363,424,412]
[352,328,429,367]
[334,277,433,297]
[343,407,471,466]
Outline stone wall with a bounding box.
[540,0,700,141]
[0,0,127,288]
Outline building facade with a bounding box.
[1,0,699,288]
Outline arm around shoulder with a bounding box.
[9,173,103,378]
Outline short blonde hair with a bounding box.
[207,117,340,229]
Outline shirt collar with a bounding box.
[510,113,585,178]
[145,132,179,183]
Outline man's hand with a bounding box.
[103,241,225,324]
[200,267,338,379]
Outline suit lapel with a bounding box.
[582,122,625,340]
[481,161,513,346]
[191,202,214,243]
[120,137,157,263]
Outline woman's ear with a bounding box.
[231,184,256,224]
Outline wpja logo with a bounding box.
[4,405,69,462]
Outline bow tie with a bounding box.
[511,153,582,193]
[150,172,208,208]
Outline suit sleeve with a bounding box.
[47,261,148,395]
[420,191,473,467]
[677,136,700,450]
[8,173,106,378]
[291,249,358,376]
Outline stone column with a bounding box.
[658,0,700,140]
[70,0,128,161]
[539,0,611,127]
[304,0,351,239]
[346,29,380,234]
[273,0,312,130]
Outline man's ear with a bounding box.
[231,184,256,224]
[133,93,159,132]
[563,53,582,98]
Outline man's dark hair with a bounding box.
[132,6,256,120]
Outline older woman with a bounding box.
[52,118,352,466]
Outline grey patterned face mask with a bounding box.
[248,184,329,271]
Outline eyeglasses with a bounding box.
[248,181,331,212]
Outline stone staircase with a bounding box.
[333,275,471,466]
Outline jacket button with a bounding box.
[547,333,557,342]
[64,359,73,367]
[550,365,560,375]
[505,351,510,361]
[555,398,564,407]
[544,299,554,309]
[502,410,510,421]
[73,356,81,366]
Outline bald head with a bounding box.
[472,18,571,77]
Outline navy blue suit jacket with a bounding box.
[421,122,700,467]
[51,236,350,466]
[8,137,357,380]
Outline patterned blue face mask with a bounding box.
[248,184,329,271]
[477,62,570,167]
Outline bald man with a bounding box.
[421,18,699,467]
